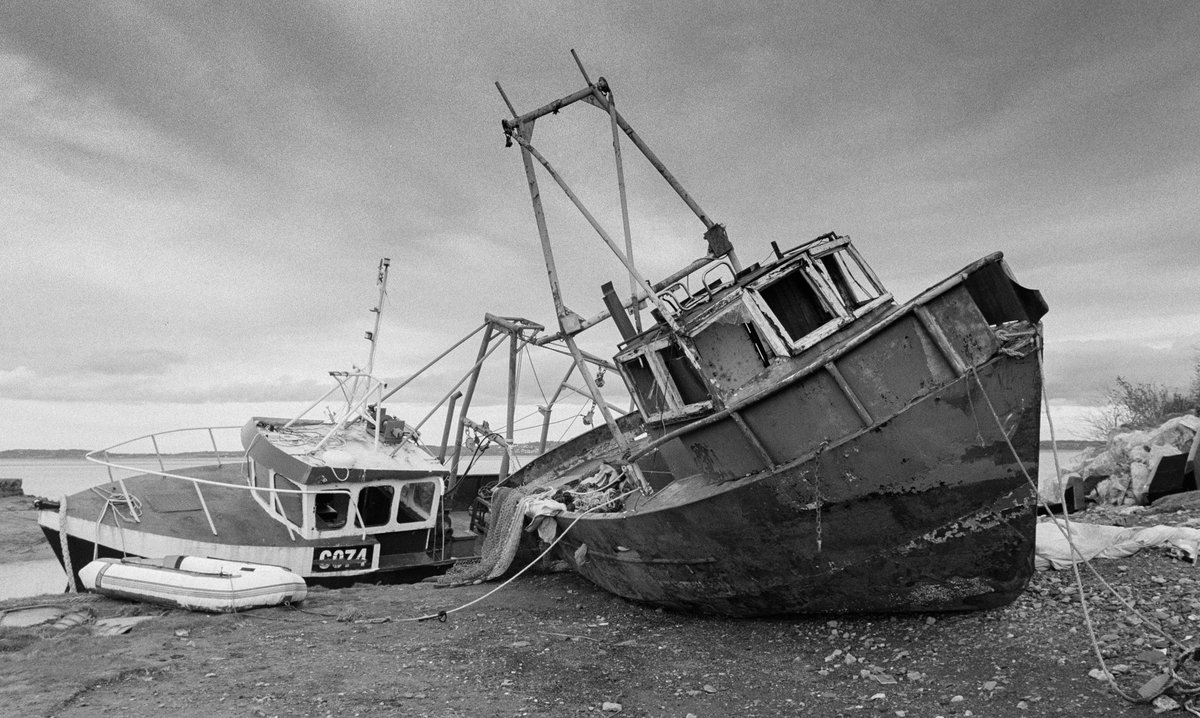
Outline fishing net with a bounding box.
[437,463,636,588]
[438,486,531,586]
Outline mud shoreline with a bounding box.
[4,493,1200,716]
[0,495,55,564]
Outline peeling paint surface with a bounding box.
[503,252,1045,616]
[540,352,1041,616]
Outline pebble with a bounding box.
[1135,649,1167,664]
[1153,695,1181,712]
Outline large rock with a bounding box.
[1061,415,1199,507]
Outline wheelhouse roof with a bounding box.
[242,418,447,485]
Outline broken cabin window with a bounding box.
[815,248,882,309]
[660,342,708,405]
[758,268,835,342]
[620,340,712,419]
[622,354,669,415]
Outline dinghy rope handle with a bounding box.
[970,358,1195,705]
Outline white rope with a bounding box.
[396,487,642,624]
[89,485,140,561]
[58,496,76,594]
[969,359,1171,703]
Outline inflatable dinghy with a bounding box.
[79,555,307,613]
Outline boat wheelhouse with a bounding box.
[615,232,892,425]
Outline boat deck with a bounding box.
[62,464,299,547]
[57,464,475,549]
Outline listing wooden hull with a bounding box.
[493,71,1047,617]
[505,253,1045,616]
[549,353,1039,616]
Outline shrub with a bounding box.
[1086,354,1200,439]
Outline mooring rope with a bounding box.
[58,496,76,594]
[396,487,642,624]
[968,358,1185,704]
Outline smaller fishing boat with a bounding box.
[38,260,479,588]
[79,556,307,613]
[37,260,605,591]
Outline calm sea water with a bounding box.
[0,450,1077,602]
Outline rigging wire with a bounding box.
[524,345,549,405]
[555,410,582,444]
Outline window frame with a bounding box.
[747,245,890,354]
[618,337,714,423]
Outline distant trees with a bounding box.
[1086,351,1200,439]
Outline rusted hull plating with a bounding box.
[551,352,1040,616]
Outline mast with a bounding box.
[365,257,390,377]
[496,54,746,494]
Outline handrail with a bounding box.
[84,426,362,538]
[86,425,245,463]
[84,426,448,542]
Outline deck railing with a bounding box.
[83,427,355,540]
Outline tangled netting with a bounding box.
[437,486,531,587]
[438,462,638,587]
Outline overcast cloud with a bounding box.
[2,1,1198,448]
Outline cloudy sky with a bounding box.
[2,1,1198,450]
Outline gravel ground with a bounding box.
[4,494,1200,717]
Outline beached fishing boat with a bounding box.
[36,260,471,588]
[471,56,1048,615]
[38,265,497,590]
[37,259,613,591]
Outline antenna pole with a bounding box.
[365,258,390,377]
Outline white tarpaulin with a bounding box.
[1035,519,1200,570]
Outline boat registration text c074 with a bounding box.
[312,545,374,572]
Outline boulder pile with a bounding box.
[1054,414,1199,507]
